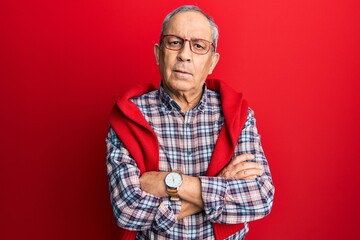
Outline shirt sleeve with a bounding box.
[106,127,177,233]
[199,108,275,224]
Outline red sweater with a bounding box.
[109,79,248,240]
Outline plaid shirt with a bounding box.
[106,85,274,240]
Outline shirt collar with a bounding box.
[159,83,208,112]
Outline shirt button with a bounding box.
[187,151,192,155]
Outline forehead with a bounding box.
[164,11,213,40]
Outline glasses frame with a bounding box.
[160,34,215,55]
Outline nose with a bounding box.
[177,40,192,62]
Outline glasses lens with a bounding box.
[191,39,210,54]
[163,36,184,50]
[161,35,212,54]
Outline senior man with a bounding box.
[106,5,274,240]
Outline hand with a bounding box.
[177,200,203,220]
[217,154,264,180]
[139,171,168,197]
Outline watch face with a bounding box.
[165,172,182,188]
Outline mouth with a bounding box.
[173,69,192,75]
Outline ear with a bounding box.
[208,52,220,74]
[154,44,160,65]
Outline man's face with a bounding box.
[154,11,220,96]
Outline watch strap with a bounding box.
[167,188,180,201]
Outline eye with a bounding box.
[169,40,182,46]
[193,43,205,49]
[165,36,184,48]
[192,40,207,50]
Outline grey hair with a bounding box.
[160,5,219,51]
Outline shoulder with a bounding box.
[205,88,222,110]
[130,89,159,112]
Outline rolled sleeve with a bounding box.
[152,200,177,233]
[199,176,227,221]
[106,127,177,233]
[199,108,275,224]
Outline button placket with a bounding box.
[183,112,194,171]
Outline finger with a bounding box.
[218,166,264,180]
[243,175,261,180]
[235,168,264,179]
[233,162,263,172]
[229,153,255,166]
[231,163,263,177]
[218,162,262,179]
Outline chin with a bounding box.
[169,80,194,91]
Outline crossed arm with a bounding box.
[106,109,274,231]
[140,153,264,220]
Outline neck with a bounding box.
[163,86,203,114]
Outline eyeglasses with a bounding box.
[160,35,215,55]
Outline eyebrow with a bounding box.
[165,34,212,42]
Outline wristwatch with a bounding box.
[164,171,183,201]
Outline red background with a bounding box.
[1,0,359,239]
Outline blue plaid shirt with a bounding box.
[106,85,274,239]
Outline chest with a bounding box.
[145,109,224,176]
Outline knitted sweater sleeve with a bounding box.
[106,127,177,233]
[199,108,275,224]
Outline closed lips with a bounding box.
[174,70,192,75]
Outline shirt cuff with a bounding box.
[152,199,177,233]
[199,176,228,221]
